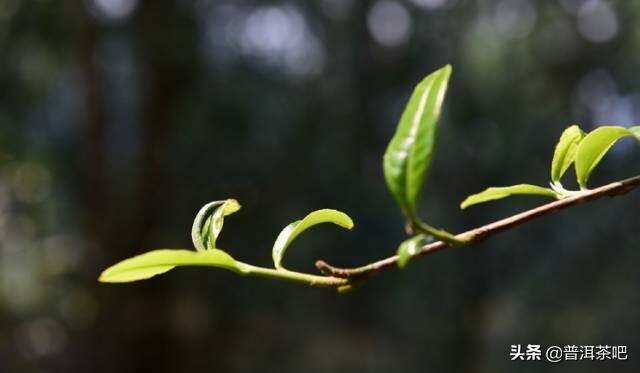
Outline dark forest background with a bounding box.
[1,0,640,372]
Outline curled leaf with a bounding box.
[460,184,557,209]
[397,234,429,269]
[99,249,239,283]
[551,125,585,184]
[383,65,452,217]
[272,209,354,270]
[191,199,241,251]
[575,126,640,188]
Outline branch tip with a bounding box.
[313,176,640,285]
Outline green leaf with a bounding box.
[397,234,429,269]
[383,65,452,217]
[99,249,239,283]
[575,126,640,188]
[460,184,557,209]
[272,209,354,269]
[191,199,241,251]
[551,125,585,183]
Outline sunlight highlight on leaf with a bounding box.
[99,249,239,283]
[397,234,429,269]
[191,199,241,251]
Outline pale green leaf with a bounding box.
[397,234,429,269]
[460,184,557,209]
[629,126,640,139]
[551,125,585,183]
[383,65,452,217]
[272,209,354,269]
[575,126,640,188]
[191,199,241,251]
[99,249,239,283]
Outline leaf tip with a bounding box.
[97,269,127,284]
[320,209,354,230]
[97,272,109,283]
[344,216,355,230]
[98,266,120,283]
[224,199,241,214]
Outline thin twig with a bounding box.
[316,175,640,281]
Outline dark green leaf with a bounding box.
[397,234,429,269]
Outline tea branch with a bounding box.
[316,175,640,286]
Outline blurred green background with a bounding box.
[1,0,640,372]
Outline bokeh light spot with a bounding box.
[577,0,618,43]
[410,0,450,11]
[492,0,537,39]
[88,0,138,22]
[367,0,412,47]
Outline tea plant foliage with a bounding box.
[272,209,353,270]
[460,185,557,210]
[460,125,640,209]
[550,125,585,184]
[575,126,640,188]
[99,249,239,283]
[191,199,240,252]
[397,234,429,269]
[99,65,640,285]
[383,65,451,219]
[100,198,354,284]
